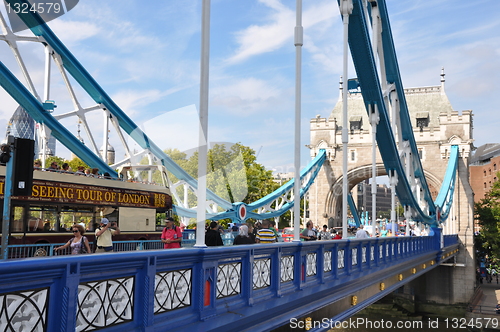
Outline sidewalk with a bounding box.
[478,281,500,312]
[466,281,500,330]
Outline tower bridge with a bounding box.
[0,0,478,330]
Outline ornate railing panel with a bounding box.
[253,258,271,289]
[324,250,332,272]
[0,288,48,332]
[280,255,294,283]
[217,262,241,298]
[338,249,345,269]
[76,277,134,331]
[306,253,317,277]
[352,247,358,266]
[154,269,192,314]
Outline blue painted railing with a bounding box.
[0,232,459,332]
[5,231,267,259]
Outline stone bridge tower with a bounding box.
[309,71,475,304]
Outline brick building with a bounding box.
[469,143,500,202]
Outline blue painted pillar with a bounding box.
[431,227,444,263]
[48,262,80,332]
[431,227,442,250]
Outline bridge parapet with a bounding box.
[0,234,458,332]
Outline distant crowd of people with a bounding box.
[52,217,431,256]
[34,160,112,178]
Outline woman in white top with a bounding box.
[54,224,91,254]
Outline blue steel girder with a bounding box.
[339,0,438,224]
[348,193,361,227]
[209,149,327,222]
[434,145,459,222]
[0,61,117,176]
[3,0,232,212]
[376,0,434,206]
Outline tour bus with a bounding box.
[0,165,173,250]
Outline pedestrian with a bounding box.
[269,219,279,238]
[61,162,71,173]
[318,225,331,240]
[256,219,277,243]
[233,225,255,245]
[253,220,262,237]
[246,222,256,243]
[90,168,100,177]
[333,230,342,240]
[380,225,388,237]
[355,225,370,239]
[45,161,59,172]
[205,221,224,246]
[95,218,120,253]
[161,217,182,249]
[75,166,86,175]
[54,224,91,254]
[300,221,317,241]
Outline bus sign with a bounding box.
[0,178,171,209]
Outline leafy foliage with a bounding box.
[164,143,280,226]
[67,157,89,172]
[44,156,65,169]
[475,174,500,264]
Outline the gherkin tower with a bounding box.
[5,105,56,157]
[6,106,35,139]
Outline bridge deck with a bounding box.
[0,233,459,332]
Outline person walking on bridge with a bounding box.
[256,220,277,243]
[355,225,370,239]
[95,218,120,252]
[161,217,182,249]
[54,224,91,254]
[205,221,223,246]
[300,221,317,241]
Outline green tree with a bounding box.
[67,157,89,172]
[45,156,65,169]
[164,142,280,213]
[475,175,500,265]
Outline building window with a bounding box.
[484,182,487,189]
[484,170,487,177]
[489,169,492,176]
[349,116,362,131]
[489,181,492,188]
[416,112,429,130]
[494,164,497,171]
[418,149,423,159]
[350,150,355,161]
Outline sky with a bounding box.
[0,0,499,175]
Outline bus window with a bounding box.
[60,206,95,232]
[27,205,58,232]
[12,206,24,232]
[28,217,43,232]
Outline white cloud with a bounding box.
[211,77,290,116]
[139,104,200,152]
[48,20,100,44]
[226,0,337,65]
[226,1,294,64]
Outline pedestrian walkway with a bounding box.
[466,281,500,329]
[478,281,500,312]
